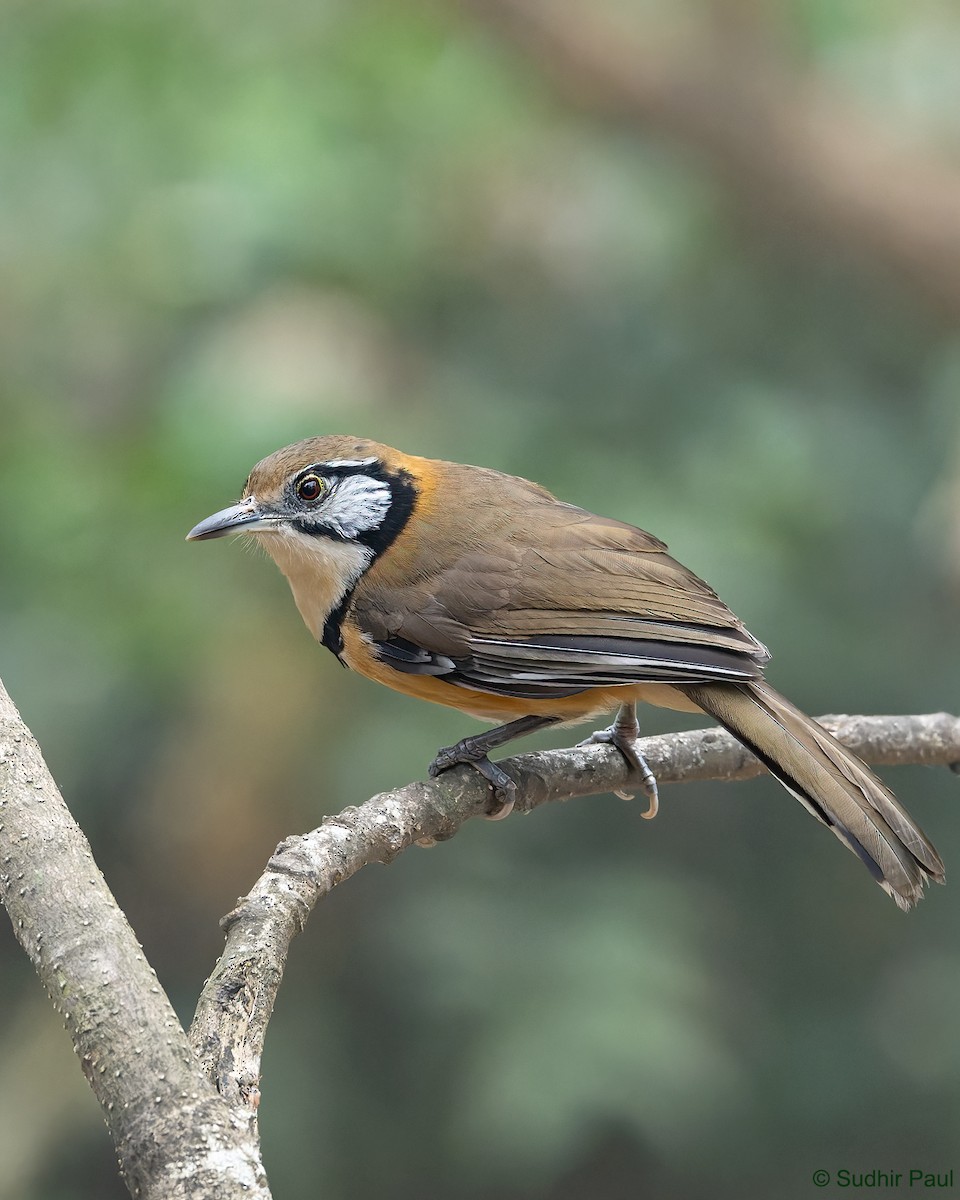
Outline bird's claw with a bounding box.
[429,741,516,819]
[577,715,659,819]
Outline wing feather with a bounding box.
[350,486,768,700]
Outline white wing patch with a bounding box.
[323,474,393,538]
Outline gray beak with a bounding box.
[186,499,280,542]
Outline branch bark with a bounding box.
[0,680,271,1200]
[1,665,955,1193]
[190,710,959,1119]
[460,0,960,323]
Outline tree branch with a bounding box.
[189,711,959,1115]
[0,679,271,1200]
[459,0,960,323]
[1,660,956,1191]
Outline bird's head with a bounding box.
[186,435,419,556]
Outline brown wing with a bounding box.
[351,470,768,700]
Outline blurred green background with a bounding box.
[1,1,959,1197]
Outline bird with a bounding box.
[187,434,944,909]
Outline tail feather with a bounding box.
[679,679,944,910]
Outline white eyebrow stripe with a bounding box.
[323,457,379,469]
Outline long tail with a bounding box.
[679,679,944,910]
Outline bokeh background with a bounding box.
[2,1,959,1197]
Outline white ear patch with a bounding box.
[322,474,393,538]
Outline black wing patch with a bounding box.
[375,636,456,676]
[373,630,763,699]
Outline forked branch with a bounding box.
[0,674,955,1194]
[0,680,270,1200]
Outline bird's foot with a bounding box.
[428,715,560,820]
[577,704,659,818]
[429,738,516,819]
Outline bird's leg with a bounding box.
[577,702,659,818]
[429,715,562,820]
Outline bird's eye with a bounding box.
[296,474,326,503]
